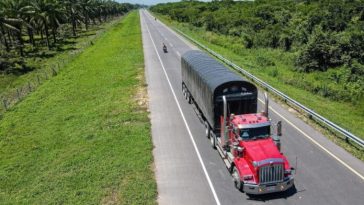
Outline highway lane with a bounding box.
[140,10,364,205]
[141,11,217,205]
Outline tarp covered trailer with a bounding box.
[181,50,258,132]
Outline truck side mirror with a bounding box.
[277,121,282,136]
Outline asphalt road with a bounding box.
[140,10,364,205]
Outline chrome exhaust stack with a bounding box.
[277,121,282,136]
[274,121,282,151]
[222,95,228,146]
[264,92,269,117]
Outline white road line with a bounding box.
[146,11,197,49]
[176,51,181,57]
[258,98,364,181]
[143,13,222,205]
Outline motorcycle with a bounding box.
[163,44,168,53]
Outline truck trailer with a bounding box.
[181,50,294,195]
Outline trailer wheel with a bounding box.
[182,85,187,99]
[204,121,210,139]
[187,93,192,104]
[232,167,243,192]
[182,85,188,100]
[210,134,216,149]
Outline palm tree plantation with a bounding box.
[0,0,137,82]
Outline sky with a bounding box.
[117,0,211,6]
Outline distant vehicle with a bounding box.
[163,43,168,53]
[181,50,295,195]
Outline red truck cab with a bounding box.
[226,113,295,194]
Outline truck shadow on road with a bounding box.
[246,185,299,201]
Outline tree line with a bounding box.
[151,0,364,103]
[0,0,137,59]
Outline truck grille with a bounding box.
[259,164,284,184]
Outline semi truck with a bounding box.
[181,50,294,195]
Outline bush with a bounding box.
[295,27,343,72]
[256,55,275,67]
[268,68,278,77]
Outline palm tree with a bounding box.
[1,0,32,56]
[48,1,65,44]
[63,0,82,37]
[31,0,64,48]
[80,0,93,30]
[0,2,23,51]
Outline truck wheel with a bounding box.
[182,86,187,99]
[210,134,216,149]
[204,121,210,139]
[182,86,185,95]
[187,93,192,104]
[232,167,243,192]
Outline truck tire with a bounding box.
[232,167,243,192]
[210,134,216,149]
[187,93,192,104]
[204,121,210,139]
[182,85,187,99]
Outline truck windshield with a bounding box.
[240,126,270,140]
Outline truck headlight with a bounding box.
[284,170,291,175]
[285,167,295,175]
[243,175,253,180]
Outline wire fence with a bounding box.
[174,28,364,148]
[0,17,122,116]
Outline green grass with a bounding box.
[0,11,157,205]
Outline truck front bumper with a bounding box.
[243,177,294,195]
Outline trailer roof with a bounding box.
[182,50,247,91]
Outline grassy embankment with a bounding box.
[153,13,364,159]
[0,11,156,204]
